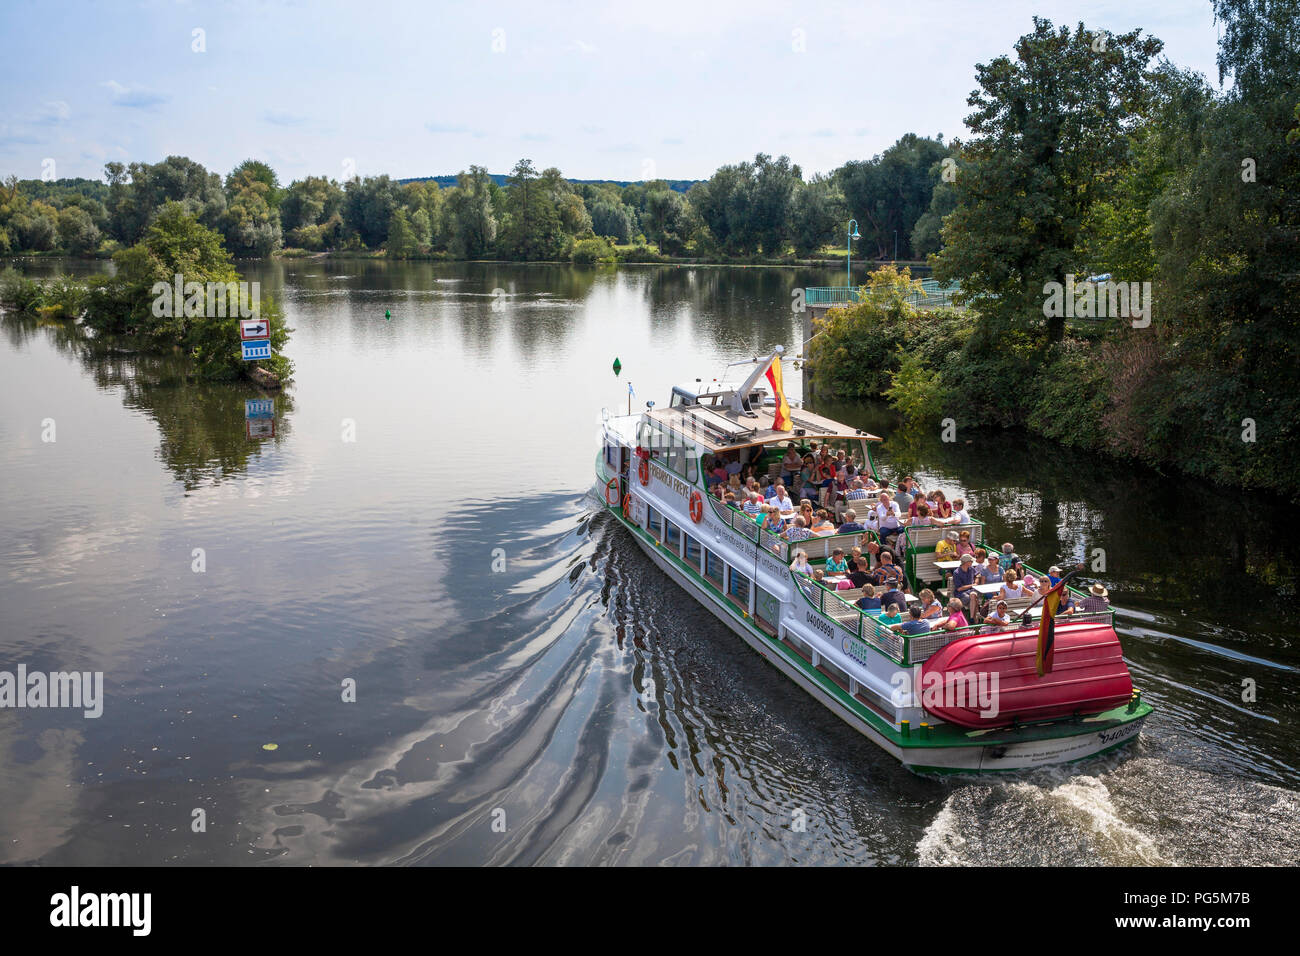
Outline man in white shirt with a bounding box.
[951,498,971,524]
[875,492,903,549]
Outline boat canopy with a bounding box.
[645,404,881,453]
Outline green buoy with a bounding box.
[612,357,621,376]
[385,309,392,321]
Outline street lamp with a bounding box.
[847,219,861,291]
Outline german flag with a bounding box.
[765,356,792,432]
[1036,579,1065,676]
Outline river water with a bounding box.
[1,259,1297,866]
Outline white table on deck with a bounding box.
[934,560,962,572]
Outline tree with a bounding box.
[386,208,418,258]
[281,176,344,246]
[342,175,403,248]
[57,206,100,255]
[445,166,497,258]
[932,19,1164,342]
[497,159,569,260]
[789,175,844,257]
[837,134,950,261]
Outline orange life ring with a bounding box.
[604,476,620,506]
[637,458,650,486]
[689,490,705,523]
[621,493,631,520]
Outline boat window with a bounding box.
[647,506,662,538]
[704,550,724,587]
[664,518,681,554]
[728,567,751,608]
[683,535,702,571]
[755,586,780,634]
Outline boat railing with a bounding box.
[705,491,877,565]
[904,609,1117,664]
[794,570,906,663]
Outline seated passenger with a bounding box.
[789,549,812,575]
[723,492,740,510]
[811,568,826,586]
[930,490,954,521]
[798,500,815,528]
[1079,583,1111,613]
[781,443,802,485]
[984,600,1012,629]
[1037,577,1075,614]
[855,584,882,611]
[977,554,1004,584]
[1008,558,1037,589]
[955,529,975,557]
[846,479,869,501]
[1046,565,1063,586]
[871,551,904,588]
[908,503,935,526]
[811,510,836,535]
[846,557,872,589]
[950,498,971,524]
[837,509,866,534]
[826,549,849,574]
[773,485,795,512]
[934,530,959,561]
[879,584,910,615]
[784,516,812,542]
[999,569,1029,602]
[761,507,785,535]
[939,599,969,631]
[917,589,943,619]
[951,553,980,602]
[743,493,764,516]
[893,604,931,634]
[877,603,904,627]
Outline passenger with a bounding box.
[761,506,785,535]
[774,484,794,513]
[781,443,802,486]
[893,604,931,635]
[723,491,740,510]
[845,478,869,501]
[1079,583,1111,613]
[811,510,836,535]
[812,568,826,586]
[955,529,975,556]
[727,473,742,492]
[743,492,764,516]
[798,499,815,528]
[875,492,904,549]
[1000,569,1029,602]
[1009,559,1037,589]
[847,557,873,589]
[1038,577,1075,615]
[855,584,882,611]
[837,509,866,534]
[984,600,1012,629]
[978,554,1005,585]
[724,454,744,481]
[918,588,943,619]
[872,550,904,588]
[934,530,959,561]
[785,515,812,542]
[706,457,727,488]
[931,490,954,521]
[879,584,910,615]
[760,476,776,499]
[940,599,969,631]
[893,480,914,514]
[908,503,935,526]
[826,549,849,574]
[789,549,812,575]
[799,456,819,502]
[1000,542,1019,566]
[950,498,971,524]
[877,603,904,627]
[951,553,980,604]
[1046,565,1064,586]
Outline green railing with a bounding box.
[805,279,963,311]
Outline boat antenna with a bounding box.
[727,345,784,415]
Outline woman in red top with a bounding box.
[931,489,954,520]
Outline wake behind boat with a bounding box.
[596,347,1151,774]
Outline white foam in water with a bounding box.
[1036,776,1171,865]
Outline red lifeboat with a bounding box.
[919,623,1134,728]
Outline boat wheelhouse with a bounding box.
[596,348,1150,774]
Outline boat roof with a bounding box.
[646,404,881,453]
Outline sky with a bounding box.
[0,0,1225,185]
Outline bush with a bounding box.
[884,348,948,424]
[571,237,614,263]
[0,269,43,313]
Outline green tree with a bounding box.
[932,19,1164,342]
[386,208,418,258]
[445,166,497,258]
[789,175,844,257]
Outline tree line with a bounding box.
[809,1,1300,499]
[0,140,957,263]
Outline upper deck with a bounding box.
[646,403,881,454]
